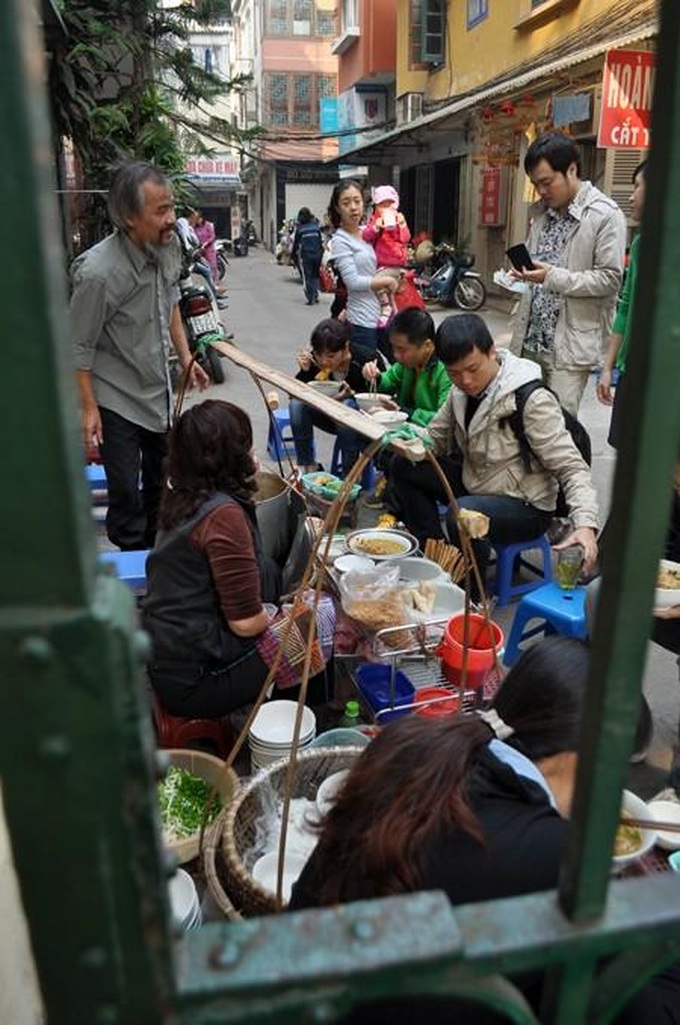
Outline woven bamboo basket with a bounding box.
[215,746,364,917]
[162,749,238,864]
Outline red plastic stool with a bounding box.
[151,692,235,760]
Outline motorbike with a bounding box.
[215,239,229,282]
[414,242,487,311]
[245,220,258,245]
[173,244,227,387]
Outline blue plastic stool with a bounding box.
[267,408,298,462]
[503,581,588,667]
[490,535,553,608]
[98,549,150,592]
[85,464,107,490]
[330,439,377,490]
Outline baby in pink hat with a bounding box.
[362,185,411,268]
[362,185,412,326]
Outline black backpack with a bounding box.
[298,224,323,261]
[501,380,592,519]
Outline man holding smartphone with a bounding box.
[509,132,626,416]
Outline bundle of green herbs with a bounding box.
[158,765,222,841]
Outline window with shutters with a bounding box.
[467,0,488,29]
[264,73,335,129]
[421,0,445,64]
[265,0,337,36]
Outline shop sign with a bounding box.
[480,168,502,227]
[597,49,655,149]
[185,154,241,185]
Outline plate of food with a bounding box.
[612,789,657,872]
[307,379,342,398]
[654,559,680,609]
[301,471,361,503]
[344,528,418,561]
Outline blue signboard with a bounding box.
[320,97,339,135]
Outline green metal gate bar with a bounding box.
[1,1,679,1023]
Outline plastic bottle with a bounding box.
[338,700,361,728]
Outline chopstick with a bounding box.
[621,815,680,833]
[424,538,467,583]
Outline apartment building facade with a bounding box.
[334,0,657,285]
[231,0,340,251]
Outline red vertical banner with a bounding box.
[480,168,502,226]
[597,49,656,149]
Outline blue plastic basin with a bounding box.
[355,664,415,722]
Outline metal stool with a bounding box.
[490,535,553,608]
[151,691,234,760]
[267,408,298,462]
[503,581,588,667]
[98,549,150,592]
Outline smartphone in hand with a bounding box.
[506,243,536,272]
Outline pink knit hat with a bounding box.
[371,185,399,209]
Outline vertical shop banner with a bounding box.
[480,168,502,226]
[597,49,655,149]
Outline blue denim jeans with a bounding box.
[289,397,362,471]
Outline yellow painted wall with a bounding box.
[396,0,656,102]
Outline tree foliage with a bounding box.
[48,0,258,186]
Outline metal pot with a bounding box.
[254,470,290,563]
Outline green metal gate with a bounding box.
[1,2,679,1022]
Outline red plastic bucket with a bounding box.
[436,613,504,690]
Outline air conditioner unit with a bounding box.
[397,92,424,126]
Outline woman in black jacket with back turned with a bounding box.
[290,637,680,1025]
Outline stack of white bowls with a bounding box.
[249,701,317,771]
[168,868,202,932]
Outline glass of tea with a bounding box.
[556,545,584,589]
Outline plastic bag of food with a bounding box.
[339,565,411,647]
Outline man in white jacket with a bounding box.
[389,315,599,586]
[510,132,626,416]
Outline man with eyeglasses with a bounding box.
[510,132,626,417]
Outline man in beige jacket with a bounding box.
[510,133,626,416]
[388,315,599,588]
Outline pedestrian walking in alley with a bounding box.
[194,209,221,289]
[72,160,209,551]
[328,179,398,360]
[291,207,323,305]
[510,132,626,416]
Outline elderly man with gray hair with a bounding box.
[71,160,209,551]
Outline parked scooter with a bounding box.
[173,242,228,386]
[415,242,486,310]
[215,239,229,282]
[245,219,258,246]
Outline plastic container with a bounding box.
[436,612,504,691]
[338,700,361,728]
[355,663,415,722]
[414,686,460,719]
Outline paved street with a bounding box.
[187,245,677,797]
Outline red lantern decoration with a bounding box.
[482,106,495,121]
[500,100,515,117]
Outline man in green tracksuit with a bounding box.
[362,307,451,425]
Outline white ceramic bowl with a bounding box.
[168,868,201,930]
[252,849,308,902]
[250,701,317,746]
[354,392,391,413]
[370,409,408,427]
[393,556,447,585]
[316,769,350,816]
[307,380,341,398]
[612,789,658,871]
[334,554,375,574]
[654,559,680,609]
[647,799,680,851]
[345,528,418,561]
